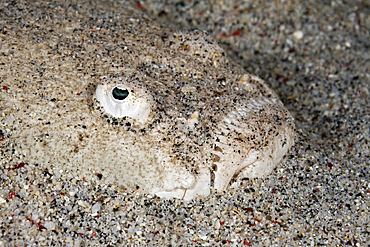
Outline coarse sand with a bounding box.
[0,0,369,246]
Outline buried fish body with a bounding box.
[0,0,294,200]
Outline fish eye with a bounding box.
[112,87,129,101]
[95,81,154,126]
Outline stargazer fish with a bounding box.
[0,0,295,200]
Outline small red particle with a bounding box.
[76,93,81,95]
[279,177,283,180]
[244,240,251,245]
[11,214,14,217]
[283,229,288,231]
[36,223,45,230]
[271,190,276,193]
[83,177,86,181]
[9,192,15,199]
[95,172,98,175]
[259,34,264,38]
[221,221,225,225]
[91,232,97,237]
[199,11,202,16]
[226,239,231,243]
[232,30,240,36]
[0,138,4,141]
[327,162,333,169]
[250,224,255,227]
[79,233,83,236]
[254,218,261,223]
[2,86,8,89]
[271,220,276,223]
[136,2,145,11]
[283,77,288,83]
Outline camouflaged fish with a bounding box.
[0,0,295,200]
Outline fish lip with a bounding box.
[153,166,211,201]
[153,189,187,200]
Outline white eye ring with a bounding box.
[95,82,153,125]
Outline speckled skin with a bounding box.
[0,0,294,200]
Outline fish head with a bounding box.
[88,31,295,200]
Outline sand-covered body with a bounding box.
[0,0,294,200]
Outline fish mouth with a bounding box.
[153,166,211,201]
[151,91,295,201]
[153,125,294,201]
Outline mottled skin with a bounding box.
[0,0,294,200]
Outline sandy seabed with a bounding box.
[0,0,369,246]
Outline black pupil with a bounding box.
[112,87,129,100]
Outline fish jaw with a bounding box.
[154,166,211,201]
